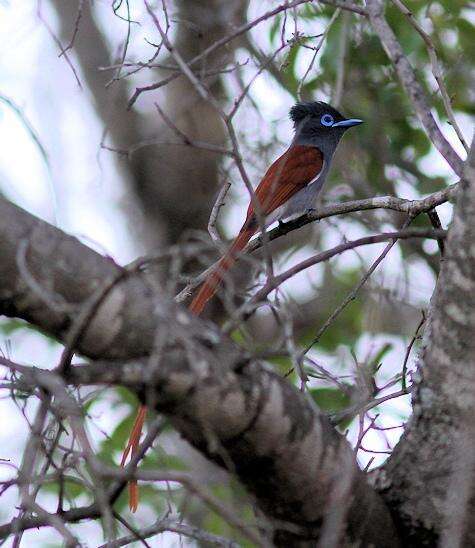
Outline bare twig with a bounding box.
[243,228,446,311]
[109,0,134,85]
[55,255,150,372]
[100,516,239,548]
[58,0,85,57]
[128,0,365,108]
[0,93,50,169]
[208,180,232,243]
[298,216,416,355]
[16,239,72,314]
[426,208,445,255]
[296,8,341,99]
[330,387,412,424]
[37,0,83,89]
[401,311,426,391]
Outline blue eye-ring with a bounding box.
[321,113,334,127]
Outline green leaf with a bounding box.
[0,318,27,335]
[310,387,351,414]
[269,14,282,45]
[310,387,354,429]
[367,343,393,374]
[98,411,138,463]
[0,318,59,346]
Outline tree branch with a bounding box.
[0,197,158,360]
[0,197,399,545]
[177,184,456,301]
[366,0,464,176]
[248,228,446,306]
[249,184,457,253]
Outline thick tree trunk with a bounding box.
[374,137,475,546]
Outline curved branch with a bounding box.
[249,184,457,253]
[0,197,157,360]
[177,185,456,301]
[0,196,399,545]
[249,228,446,305]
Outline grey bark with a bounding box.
[373,137,475,546]
[0,195,399,546]
[0,198,156,359]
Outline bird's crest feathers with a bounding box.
[289,101,344,125]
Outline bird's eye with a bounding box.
[321,113,334,127]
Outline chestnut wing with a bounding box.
[245,145,324,226]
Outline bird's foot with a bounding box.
[306,207,316,215]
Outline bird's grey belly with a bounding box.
[265,172,326,227]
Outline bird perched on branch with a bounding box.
[122,100,363,511]
[189,100,363,314]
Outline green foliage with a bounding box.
[315,297,362,352]
[200,481,256,547]
[304,268,365,352]
[310,386,351,413]
[0,318,58,346]
[41,476,89,505]
[310,387,354,429]
[367,342,393,375]
[98,414,136,466]
[280,41,303,96]
[0,318,27,336]
[268,0,473,210]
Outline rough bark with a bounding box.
[373,137,475,546]
[0,195,399,545]
[0,198,156,359]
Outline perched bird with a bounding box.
[189,100,363,314]
[122,100,363,511]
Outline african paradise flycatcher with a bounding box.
[122,101,363,511]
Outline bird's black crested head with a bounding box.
[289,100,363,155]
[289,101,345,126]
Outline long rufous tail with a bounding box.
[120,405,147,512]
[122,226,254,511]
[188,227,255,315]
